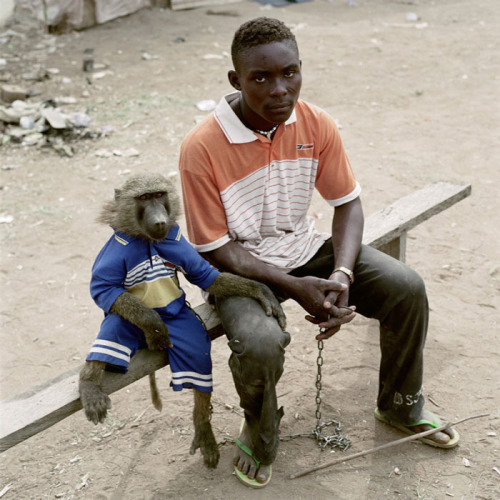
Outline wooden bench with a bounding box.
[0,182,471,453]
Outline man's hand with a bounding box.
[287,275,354,337]
[306,305,356,340]
[289,273,356,340]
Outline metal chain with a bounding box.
[312,339,351,451]
[315,339,324,427]
[277,339,351,452]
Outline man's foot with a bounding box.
[374,407,460,449]
[233,420,272,488]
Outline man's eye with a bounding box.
[284,70,296,78]
[255,76,265,83]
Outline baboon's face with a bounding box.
[102,174,180,241]
[135,191,173,241]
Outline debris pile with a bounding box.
[0,28,109,157]
[0,94,105,156]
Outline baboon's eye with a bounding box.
[137,192,165,201]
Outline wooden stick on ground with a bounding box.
[289,413,489,480]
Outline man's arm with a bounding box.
[314,196,364,339]
[204,241,296,297]
[331,196,364,279]
[204,239,352,336]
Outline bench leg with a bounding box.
[378,233,407,263]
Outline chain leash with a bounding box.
[315,339,324,428]
[312,339,351,451]
[277,338,351,452]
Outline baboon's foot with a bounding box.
[190,421,220,468]
[79,381,111,425]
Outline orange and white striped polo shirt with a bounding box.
[179,92,361,272]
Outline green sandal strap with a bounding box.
[236,439,261,468]
[407,411,441,429]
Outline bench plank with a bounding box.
[363,182,471,251]
[0,182,471,453]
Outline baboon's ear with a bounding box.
[114,188,121,200]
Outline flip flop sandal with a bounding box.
[374,407,460,449]
[234,420,272,489]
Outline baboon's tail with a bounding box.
[149,373,162,412]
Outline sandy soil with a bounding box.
[1,0,499,498]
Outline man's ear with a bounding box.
[228,70,241,90]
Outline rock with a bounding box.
[1,84,28,103]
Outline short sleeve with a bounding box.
[179,132,231,250]
[90,239,128,313]
[314,109,360,206]
[159,232,220,289]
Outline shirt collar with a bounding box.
[214,91,297,144]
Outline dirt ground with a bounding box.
[1,0,499,498]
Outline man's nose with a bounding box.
[269,78,287,96]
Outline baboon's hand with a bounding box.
[252,281,287,330]
[111,292,173,349]
[79,380,111,425]
[141,310,172,350]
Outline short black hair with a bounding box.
[231,17,298,70]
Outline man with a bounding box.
[179,17,459,488]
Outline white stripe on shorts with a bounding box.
[172,371,212,380]
[89,346,130,363]
[93,339,132,356]
[171,377,213,388]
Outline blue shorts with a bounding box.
[86,304,213,393]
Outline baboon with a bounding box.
[79,173,286,469]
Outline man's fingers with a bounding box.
[336,305,356,315]
[319,279,348,293]
[316,326,341,340]
[318,308,356,329]
[307,307,356,325]
[305,314,322,325]
[321,280,349,308]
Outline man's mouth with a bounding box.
[268,102,290,111]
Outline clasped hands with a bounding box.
[293,275,356,341]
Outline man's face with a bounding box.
[230,40,302,130]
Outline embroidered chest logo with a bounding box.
[297,144,314,150]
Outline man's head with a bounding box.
[229,17,302,130]
[231,17,299,72]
